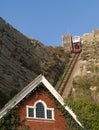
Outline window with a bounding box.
[47,109,52,119]
[36,102,45,118]
[28,107,34,117]
[26,100,54,120]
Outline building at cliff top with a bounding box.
[82,29,99,42]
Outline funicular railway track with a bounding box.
[57,53,80,96]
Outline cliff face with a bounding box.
[70,38,99,102]
[0,18,67,102]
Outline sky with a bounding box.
[0,0,99,46]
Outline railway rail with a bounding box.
[57,53,80,95]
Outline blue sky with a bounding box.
[0,0,99,46]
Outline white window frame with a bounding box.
[26,105,34,119]
[26,100,54,120]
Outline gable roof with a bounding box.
[0,74,83,128]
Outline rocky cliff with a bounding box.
[71,37,99,102]
[0,17,68,106]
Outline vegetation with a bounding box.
[66,98,99,130]
[56,102,84,130]
[0,109,19,130]
[41,46,70,86]
[67,74,99,130]
[72,38,99,102]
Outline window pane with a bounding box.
[28,108,34,117]
[47,110,52,119]
[36,103,45,118]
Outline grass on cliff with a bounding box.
[66,74,99,130]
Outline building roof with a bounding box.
[0,74,83,128]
